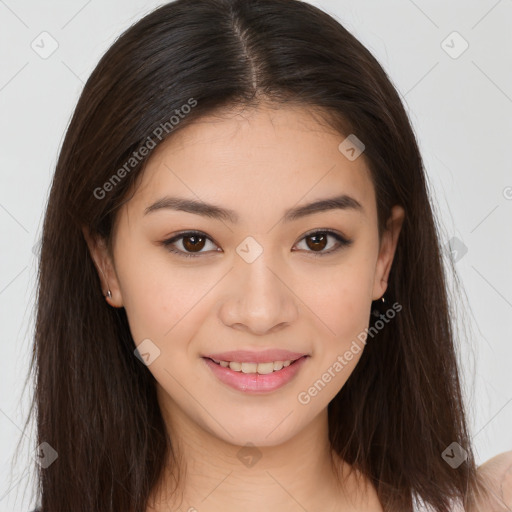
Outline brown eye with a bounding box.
[295,229,352,256]
[162,231,218,258]
[305,233,328,252]
[182,234,206,252]
[162,229,352,259]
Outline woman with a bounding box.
[22,0,510,510]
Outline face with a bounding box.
[84,103,404,448]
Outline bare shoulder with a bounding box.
[333,451,512,512]
[473,450,512,511]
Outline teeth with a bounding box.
[212,358,296,374]
[253,362,274,374]
[229,361,242,371]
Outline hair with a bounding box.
[16,0,489,510]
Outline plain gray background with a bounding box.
[1,0,511,510]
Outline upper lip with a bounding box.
[202,349,308,363]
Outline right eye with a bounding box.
[161,230,221,258]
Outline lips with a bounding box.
[202,352,310,393]
[202,349,307,364]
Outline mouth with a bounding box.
[205,356,305,375]
[201,355,310,394]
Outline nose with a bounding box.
[218,251,299,336]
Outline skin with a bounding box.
[472,451,512,511]
[82,102,508,511]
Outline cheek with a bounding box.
[294,250,375,399]
[293,270,372,411]
[298,256,374,342]
[115,244,209,345]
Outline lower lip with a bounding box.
[202,356,309,394]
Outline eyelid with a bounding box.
[161,228,352,258]
[161,230,219,259]
[297,227,351,244]
[293,228,352,256]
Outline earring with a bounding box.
[371,294,386,317]
[98,266,112,301]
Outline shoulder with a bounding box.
[474,450,512,511]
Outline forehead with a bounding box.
[123,104,376,222]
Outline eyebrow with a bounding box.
[143,194,363,223]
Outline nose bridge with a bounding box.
[220,241,298,334]
[241,249,280,298]
[235,233,281,290]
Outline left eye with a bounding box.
[294,229,351,256]
[161,229,352,259]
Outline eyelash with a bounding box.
[161,229,352,259]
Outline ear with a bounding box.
[372,205,405,300]
[82,226,123,308]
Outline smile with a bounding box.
[210,358,297,374]
[202,355,309,393]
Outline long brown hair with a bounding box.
[19,0,487,510]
